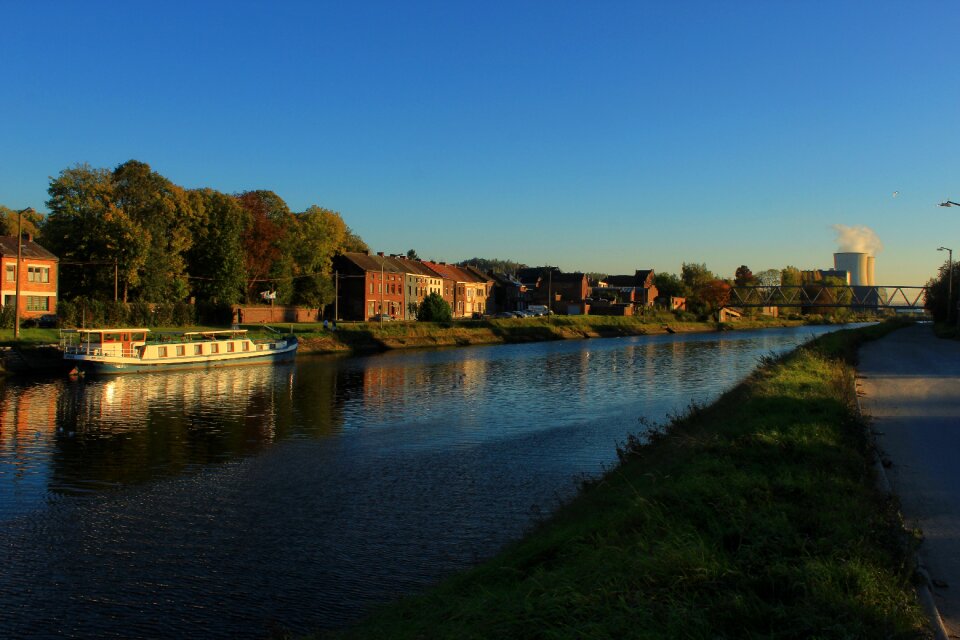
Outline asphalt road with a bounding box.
[858,323,960,636]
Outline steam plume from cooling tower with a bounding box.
[832,224,883,255]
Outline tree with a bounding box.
[697,279,732,312]
[236,190,289,302]
[457,257,527,275]
[925,262,959,322]
[406,249,419,260]
[186,189,248,305]
[734,265,756,287]
[417,292,452,321]
[756,268,781,287]
[113,160,195,301]
[288,206,348,308]
[781,266,802,287]
[0,205,43,237]
[681,262,714,289]
[44,164,146,299]
[655,272,689,299]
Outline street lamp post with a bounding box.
[939,246,953,324]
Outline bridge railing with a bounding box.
[727,285,928,309]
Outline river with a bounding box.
[0,325,859,638]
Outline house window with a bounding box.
[26,296,48,311]
[27,266,49,283]
[5,265,14,282]
[3,295,12,307]
[368,302,375,316]
[369,282,374,294]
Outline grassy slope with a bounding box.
[318,322,929,639]
[293,315,810,355]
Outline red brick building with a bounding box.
[0,235,58,318]
[332,252,407,321]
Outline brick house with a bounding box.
[389,256,445,320]
[332,252,407,321]
[488,272,525,313]
[0,235,58,317]
[517,267,588,313]
[420,262,491,318]
[604,270,659,308]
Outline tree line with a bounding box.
[6,160,368,314]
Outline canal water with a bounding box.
[0,325,859,638]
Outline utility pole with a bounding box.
[548,267,553,316]
[13,208,32,339]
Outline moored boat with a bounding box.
[60,328,298,375]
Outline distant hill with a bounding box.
[457,257,528,275]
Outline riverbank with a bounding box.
[293,314,814,355]
[316,320,930,639]
[0,314,868,374]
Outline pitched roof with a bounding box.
[336,252,404,273]
[420,261,481,283]
[458,265,494,283]
[0,236,58,261]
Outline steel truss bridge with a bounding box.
[727,285,928,310]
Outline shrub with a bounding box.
[128,301,153,327]
[417,292,453,322]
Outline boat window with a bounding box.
[194,345,203,355]
[227,342,235,353]
[104,333,119,342]
[211,343,219,354]
[158,347,168,357]
[132,332,146,341]
[176,345,185,356]
[243,342,250,352]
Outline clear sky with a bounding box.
[2,1,958,286]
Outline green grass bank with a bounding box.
[287,314,819,355]
[315,321,930,639]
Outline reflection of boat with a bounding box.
[60,328,298,375]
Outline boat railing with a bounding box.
[62,344,142,359]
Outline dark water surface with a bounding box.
[0,325,859,638]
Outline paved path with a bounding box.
[858,323,960,636]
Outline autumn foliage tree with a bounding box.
[40,160,368,314]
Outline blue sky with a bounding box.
[1,1,958,285]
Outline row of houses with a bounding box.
[0,233,665,324]
[332,252,661,321]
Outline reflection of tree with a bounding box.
[38,362,345,495]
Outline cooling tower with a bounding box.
[834,252,869,286]
[866,256,875,286]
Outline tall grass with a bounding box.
[314,321,929,639]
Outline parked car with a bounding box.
[493,311,515,319]
[369,314,394,322]
[38,314,58,328]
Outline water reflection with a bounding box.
[0,325,857,638]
